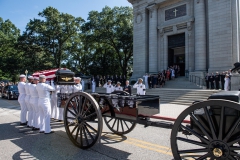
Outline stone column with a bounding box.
[194,0,207,71]
[148,5,158,73]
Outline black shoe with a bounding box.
[32,128,40,131]
[57,120,63,122]
[39,131,44,133]
[27,125,33,128]
[45,131,54,134]
[20,122,27,126]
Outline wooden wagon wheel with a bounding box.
[103,117,136,135]
[64,92,103,149]
[171,100,240,159]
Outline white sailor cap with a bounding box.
[39,75,46,79]
[28,76,34,79]
[33,77,39,80]
[19,74,26,78]
[108,80,112,82]
[117,81,121,84]
[75,77,81,80]
[138,78,143,81]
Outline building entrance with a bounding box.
[168,33,185,76]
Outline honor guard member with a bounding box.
[215,72,220,90]
[56,85,68,122]
[114,82,123,91]
[91,76,96,92]
[103,80,114,93]
[133,78,146,95]
[36,75,55,134]
[18,74,28,125]
[74,77,82,92]
[25,76,34,127]
[81,79,85,92]
[29,77,40,130]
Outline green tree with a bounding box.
[83,6,133,77]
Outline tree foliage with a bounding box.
[0,6,133,81]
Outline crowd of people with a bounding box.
[17,74,82,134]
[142,65,181,89]
[205,69,232,91]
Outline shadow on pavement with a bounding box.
[1,121,131,159]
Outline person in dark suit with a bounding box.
[209,73,215,89]
[123,80,132,95]
[215,72,220,90]
[205,73,209,89]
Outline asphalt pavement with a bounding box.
[0,97,189,160]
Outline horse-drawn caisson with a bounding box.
[50,68,240,159]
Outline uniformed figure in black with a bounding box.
[205,73,209,89]
[209,73,215,89]
[123,80,132,95]
[220,71,225,90]
[148,74,152,89]
[215,72,220,90]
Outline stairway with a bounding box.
[84,77,220,106]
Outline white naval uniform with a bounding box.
[81,80,85,92]
[103,83,114,93]
[114,86,123,91]
[36,82,55,133]
[57,85,68,121]
[29,83,40,128]
[25,83,33,126]
[143,75,149,89]
[73,83,82,92]
[51,85,60,120]
[133,83,146,95]
[18,82,27,123]
[92,80,96,92]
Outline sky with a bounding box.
[0,0,132,33]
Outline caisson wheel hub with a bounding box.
[209,141,229,158]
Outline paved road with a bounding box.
[0,97,189,160]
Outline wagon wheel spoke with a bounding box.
[120,120,124,132]
[77,95,83,114]
[79,126,83,147]
[84,112,97,120]
[230,151,240,157]
[190,113,212,141]
[197,153,211,160]
[223,117,240,143]
[176,137,208,148]
[67,108,76,117]
[81,98,87,115]
[117,119,120,132]
[228,137,240,146]
[71,125,78,135]
[83,126,89,146]
[218,106,225,140]
[70,98,78,114]
[112,119,117,129]
[181,124,209,144]
[84,122,98,133]
[82,104,93,117]
[123,120,130,130]
[75,127,80,141]
[230,147,240,151]
[204,107,217,140]
[228,155,237,160]
[84,125,94,141]
[67,122,76,127]
[178,148,209,154]
[107,118,113,123]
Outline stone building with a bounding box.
[127,0,240,79]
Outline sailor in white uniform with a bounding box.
[73,77,82,92]
[29,77,40,130]
[133,78,146,95]
[18,74,28,125]
[103,80,114,93]
[25,76,34,127]
[81,79,85,92]
[36,75,55,134]
[56,85,68,121]
[92,77,96,92]
[114,82,123,91]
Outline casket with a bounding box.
[55,69,75,85]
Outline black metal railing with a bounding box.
[189,74,206,88]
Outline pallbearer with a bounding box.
[114,82,123,91]
[36,75,55,134]
[103,80,114,93]
[18,74,27,125]
[74,77,82,92]
[133,78,146,95]
[25,76,34,127]
[29,77,40,130]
